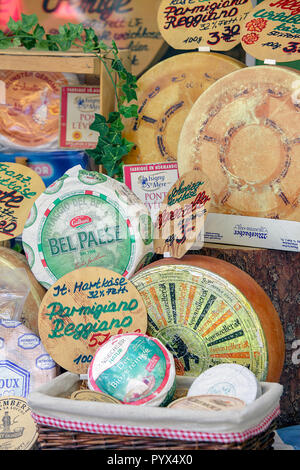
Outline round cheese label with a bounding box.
[21,0,167,77]
[123,52,244,165]
[240,0,300,62]
[131,264,268,379]
[177,65,300,221]
[38,266,148,374]
[168,394,246,411]
[0,71,77,150]
[157,0,254,51]
[22,165,153,288]
[70,390,121,404]
[0,396,38,450]
[0,162,45,242]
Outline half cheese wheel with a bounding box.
[130,255,285,382]
[122,52,245,165]
[177,66,300,221]
[0,247,45,336]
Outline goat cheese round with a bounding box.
[187,363,262,404]
[88,333,176,406]
[22,165,153,288]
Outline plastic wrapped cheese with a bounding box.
[187,363,262,405]
[88,333,176,407]
[0,319,57,398]
[22,165,154,289]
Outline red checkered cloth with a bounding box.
[31,406,280,444]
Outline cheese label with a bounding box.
[0,396,38,450]
[157,0,253,51]
[154,171,211,258]
[60,86,100,149]
[168,394,246,410]
[240,0,300,62]
[38,267,147,374]
[0,163,45,241]
[70,390,121,403]
[131,264,269,379]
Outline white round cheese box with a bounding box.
[187,363,262,405]
[22,166,154,289]
[88,333,176,407]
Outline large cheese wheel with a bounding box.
[130,255,285,382]
[177,66,300,221]
[123,52,245,165]
[0,247,45,335]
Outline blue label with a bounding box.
[0,360,30,397]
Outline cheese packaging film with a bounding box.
[22,165,154,289]
[130,255,285,382]
[123,52,244,165]
[187,364,262,405]
[177,65,300,222]
[0,71,79,151]
[88,333,176,407]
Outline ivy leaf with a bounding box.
[7,17,21,33]
[121,83,137,103]
[33,24,45,41]
[20,13,38,32]
[119,104,138,118]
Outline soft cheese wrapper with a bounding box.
[0,267,30,321]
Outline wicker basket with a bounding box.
[34,420,277,451]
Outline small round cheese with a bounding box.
[187,363,262,404]
[168,394,246,411]
[22,165,154,288]
[88,333,176,406]
[0,319,57,398]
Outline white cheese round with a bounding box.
[88,333,176,407]
[22,165,154,288]
[0,319,57,398]
[187,363,262,405]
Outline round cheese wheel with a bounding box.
[122,52,245,165]
[187,363,261,404]
[177,66,300,221]
[0,247,45,336]
[0,71,78,150]
[22,165,154,289]
[88,333,176,406]
[0,319,57,398]
[130,255,285,382]
[168,394,246,411]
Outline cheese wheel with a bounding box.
[0,71,78,150]
[122,52,245,165]
[0,247,45,336]
[131,255,285,382]
[0,319,57,398]
[88,333,176,406]
[168,394,246,411]
[22,165,154,289]
[177,66,300,221]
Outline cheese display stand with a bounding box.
[0,1,298,453]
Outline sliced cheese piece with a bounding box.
[0,71,78,150]
[187,363,261,404]
[177,66,300,221]
[123,52,244,165]
[88,333,176,406]
[0,319,57,398]
[130,255,285,382]
[22,165,154,288]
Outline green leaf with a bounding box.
[122,83,137,103]
[119,104,138,118]
[33,24,45,41]
[0,38,13,49]
[21,13,38,32]
[7,17,21,33]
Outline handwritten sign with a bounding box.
[38,266,147,374]
[60,86,100,149]
[157,0,254,51]
[0,163,45,241]
[154,170,211,258]
[241,0,300,61]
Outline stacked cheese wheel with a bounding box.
[177,66,300,221]
[22,165,154,289]
[131,255,285,382]
[123,52,244,165]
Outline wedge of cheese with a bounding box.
[177,65,300,221]
[123,52,244,165]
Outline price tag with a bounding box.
[0,162,45,241]
[157,0,254,51]
[241,0,300,61]
[38,266,147,374]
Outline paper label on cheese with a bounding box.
[131,264,269,380]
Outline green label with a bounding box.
[40,193,133,279]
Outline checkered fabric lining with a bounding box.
[31,406,280,444]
